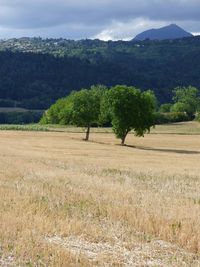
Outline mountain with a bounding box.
[134,24,193,41]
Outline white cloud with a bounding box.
[93,18,167,41]
[192,32,200,36]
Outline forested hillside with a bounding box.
[0,36,200,109]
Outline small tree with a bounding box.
[41,85,107,140]
[71,85,107,141]
[103,85,156,145]
[40,93,75,124]
[159,103,173,113]
[170,102,187,113]
[172,86,200,118]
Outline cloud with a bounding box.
[93,18,167,41]
[94,19,200,41]
[0,0,199,39]
[193,32,200,36]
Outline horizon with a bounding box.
[0,24,199,42]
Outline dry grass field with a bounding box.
[0,122,200,266]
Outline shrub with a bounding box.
[159,103,172,113]
[154,112,190,124]
[195,113,200,122]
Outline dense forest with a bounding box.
[0,36,200,112]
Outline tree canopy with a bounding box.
[159,103,173,113]
[41,85,107,140]
[70,85,107,140]
[102,85,156,145]
[171,86,200,117]
[41,85,156,145]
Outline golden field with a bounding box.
[0,122,200,266]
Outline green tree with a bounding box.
[40,93,75,124]
[170,102,187,113]
[103,85,156,145]
[159,103,172,113]
[71,85,107,141]
[172,86,200,118]
[41,85,107,140]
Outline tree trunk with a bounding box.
[121,130,129,146]
[85,126,90,141]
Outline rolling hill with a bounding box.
[0,35,199,112]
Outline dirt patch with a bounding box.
[46,235,200,267]
[0,255,15,267]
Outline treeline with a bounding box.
[0,84,199,125]
[41,85,200,144]
[41,85,156,145]
[40,85,200,145]
[0,36,200,110]
[0,111,43,124]
[157,86,200,123]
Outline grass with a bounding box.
[39,121,200,135]
[0,122,200,266]
[1,121,200,135]
[151,121,200,135]
[46,121,200,135]
[0,124,49,132]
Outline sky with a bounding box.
[0,0,200,40]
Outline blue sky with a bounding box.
[0,0,199,40]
